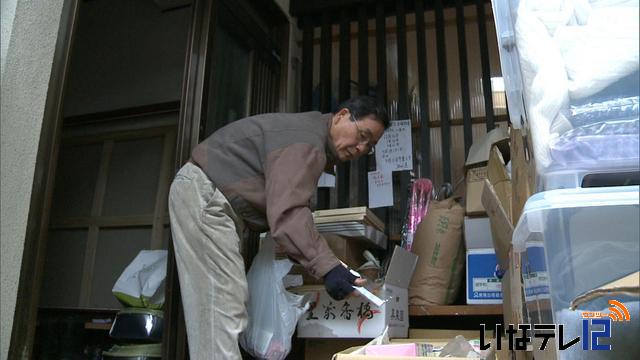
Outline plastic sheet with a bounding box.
[550,118,639,165]
[399,179,433,251]
[506,0,640,186]
[568,96,639,127]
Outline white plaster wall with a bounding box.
[1,4,190,353]
[1,0,18,78]
[0,1,65,358]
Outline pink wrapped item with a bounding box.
[401,178,433,251]
[363,343,417,356]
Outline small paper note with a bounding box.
[318,172,336,188]
[368,170,393,208]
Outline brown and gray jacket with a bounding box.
[191,111,340,278]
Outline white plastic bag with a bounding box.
[240,236,309,360]
[439,335,481,358]
[112,250,167,309]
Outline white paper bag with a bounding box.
[112,250,167,309]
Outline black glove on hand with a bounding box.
[324,264,358,300]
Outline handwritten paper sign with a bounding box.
[375,119,413,172]
[368,170,393,208]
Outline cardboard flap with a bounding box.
[510,128,534,224]
[571,271,640,310]
[604,271,640,289]
[481,180,514,270]
[487,146,510,185]
[487,146,513,222]
[501,250,526,326]
[465,126,509,167]
[385,246,418,288]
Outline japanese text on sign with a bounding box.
[307,300,378,322]
[368,170,393,208]
[375,120,413,172]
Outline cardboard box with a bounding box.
[465,127,510,216]
[464,216,494,249]
[305,339,369,360]
[290,233,369,285]
[487,146,512,222]
[465,126,510,169]
[510,128,534,224]
[408,329,487,342]
[466,249,503,305]
[481,180,513,270]
[521,243,550,303]
[481,145,513,263]
[332,329,501,360]
[316,222,388,249]
[333,346,468,360]
[501,250,526,328]
[520,243,552,325]
[295,246,418,338]
[478,132,533,359]
[466,166,490,216]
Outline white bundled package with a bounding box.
[512,0,639,188]
[112,250,168,309]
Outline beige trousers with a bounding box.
[168,162,248,360]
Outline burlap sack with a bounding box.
[409,197,465,305]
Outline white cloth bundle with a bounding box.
[515,0,640,170]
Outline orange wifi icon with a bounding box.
[607,300,631,322]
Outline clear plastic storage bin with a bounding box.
[491,0,640,190]
[513,185,640,358]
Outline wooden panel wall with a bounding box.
[293,0,506,236]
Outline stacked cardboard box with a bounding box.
[293,246,418,339]
[464,126,509,216]
[464,216,502,305]
[463,127,510,305]
[462,126,538,360]
[288,233,370,285]
[480,128,536,360]
[287,207,388,285]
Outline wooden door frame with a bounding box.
[162,0,290,358]
[8,0,80,358]
[162,0,218,357]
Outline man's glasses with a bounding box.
[350,114,376,155]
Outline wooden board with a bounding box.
[409,304,503,316]
[314,206,370,217]
[314,215,383,231]
[314,207,385,232]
